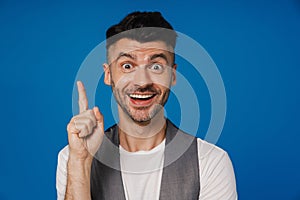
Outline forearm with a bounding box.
[65,156,93,200]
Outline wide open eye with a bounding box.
[121,63,134,72]
[148,63,165,74]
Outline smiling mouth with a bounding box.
[129,93,156,100]
[128,93,157,106]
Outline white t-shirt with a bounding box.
[120,139,165,200]
[56,138,237,200]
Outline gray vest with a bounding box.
[91,119,200,199]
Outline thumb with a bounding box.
[93,106,103,124]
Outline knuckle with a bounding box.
[85,110,97,124]
[83,124,89,132]
[66,123,71,131]
[90,115,97,125]
[71,117,77,123]
[87,110,95,118]
[78,99,85,103]
[75,112,85,119]
[82,109,92,116]
[67,122,76,133]
[72,114,80,121]
[78,100,83,106]
[87,118,94,128]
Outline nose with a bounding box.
[133,66,153,86]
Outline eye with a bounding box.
[149,63,164,73]
[121,63,134,72]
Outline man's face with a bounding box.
[103,38,177,123]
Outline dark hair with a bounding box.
[106,11,177,50]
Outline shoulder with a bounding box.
[196,138,234,174]
[196,138,237,199]
[196,138,228,160]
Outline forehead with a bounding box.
[107,38,174,62]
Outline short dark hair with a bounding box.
[106,11,177,50]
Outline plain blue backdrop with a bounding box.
[1,0,300,199]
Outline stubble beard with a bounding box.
[111,83,170,123]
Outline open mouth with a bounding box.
[128,93,157,106]
[129,94,155,100]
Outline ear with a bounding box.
[103,63,111,85]
[171,64,177,86]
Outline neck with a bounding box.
[118,109,167,152]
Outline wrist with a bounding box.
[68,150,93,164]
[65,154,93,199]
[67,155,92,174]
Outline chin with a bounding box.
[129,111,151,123]
[129,105,162,123]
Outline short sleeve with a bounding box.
[197,139,237,200]
[56,145,69,200]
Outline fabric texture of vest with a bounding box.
[91,119,200,200]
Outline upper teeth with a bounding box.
[129,94,154,99]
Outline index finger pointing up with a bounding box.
[77,81,88,113]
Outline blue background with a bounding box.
[1,0,300,199]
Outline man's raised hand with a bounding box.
[66,81,104,161]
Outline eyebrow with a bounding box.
[114,52,136,63]
[150,53,169,64]
[113,52,169,64]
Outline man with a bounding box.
[56,11,237,200]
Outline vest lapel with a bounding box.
[159,120,200,200]
[91,120,200,200]
[91,125,126,200]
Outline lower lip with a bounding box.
[129,95,156,107]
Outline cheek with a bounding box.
[112,73,135,91]
[151,74,173,89]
